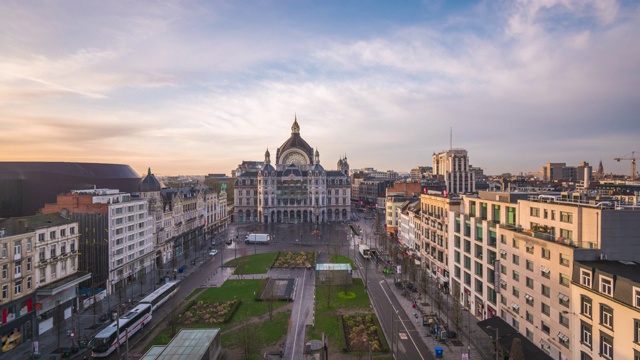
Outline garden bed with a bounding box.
[182,300,240,325]
[273,251,316,268]
[340,313,387,353]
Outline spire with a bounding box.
[147,167,151,176]
[291,115,300,134]
[265,148,271,164]
[314,148,320,165]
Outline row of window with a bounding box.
[530,207,573,223]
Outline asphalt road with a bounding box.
[353,218,435,360]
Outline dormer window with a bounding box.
[600,276,613,296]
[580,269,592,287]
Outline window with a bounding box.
[560,274,570,287]
[475,261,483,277]
[600,332,613,360]
[581,269,592,287]
[512,254,519,265]
[560,211,573,223]
[601,276,613,296]
[27,258,32,272]
[39,268,45,283]
[475,279,483,294]
[70,227,75,235]
[27,276,32,290]
[512,286,520,298]
[541,302,550,316]
[541,321,550,334]
[581,322,592,348]
[512,270,520,282]
[454,236,460,249]
[526,244,534,254]
[60,228,66,237]
[634,319,640,343]
[541,248,550,260]
[26,238,32,252]
[526,328,534,341]
[14,281,22,295]
[464,272,471,286]
[464,240,471,253]
[526,277,534,289]
[541,266,550,279]
[1,285,7,299]
[600,305,613,328]
[1,243,6,258]
[1,264,6,279]
[559,228,573,240]
[559,313,569,327]
[464,256,471,270]
[50,245,56,258]
[559,253,570,267]
[541,284,550,297]
[530,207,540,217]
[14,261,21,276]
[526,311,534,324]
[526,260,534,271]
[635,288,640,308]
[581,296,592,318]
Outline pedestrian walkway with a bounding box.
[386,277,495,360]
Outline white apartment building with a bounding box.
[397,200,420,254]
[432,149,475,194]
[450,190,640,359]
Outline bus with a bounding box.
[92,304,152,357]
[139,281,179,311]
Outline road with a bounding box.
[354,247,435,360]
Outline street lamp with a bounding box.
[487,325,499,360]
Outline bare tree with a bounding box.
[510,338,525,360]
[264,279,277,321]
[452,283,462,339]
[320,272,338,308]
[434,288,443,319]
[234,322,265,359]
[166,297,181,338]
[138,270,146,297]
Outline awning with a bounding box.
[525,294,533,301]
[557,293,569,302]
[500,249,507,255]
[540,266,550,274]
[557,332,569,342]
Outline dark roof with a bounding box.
[140,168,162,192]
[0,213,76,236]
[0,162,141,217]
[478,317,552,360]
[326,170,348,177]
[277,133,314,163]
[282,165,303,177]
[261,163,276,172]
[578,260,640,283]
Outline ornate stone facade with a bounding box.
[234,118,351,223]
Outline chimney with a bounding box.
[0,228,5,238]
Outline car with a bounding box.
[209,250,218,256]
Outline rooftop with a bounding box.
[316,263,352,271]
[140,329,220,360]
[577,260,640,284]
[0,213,75,237]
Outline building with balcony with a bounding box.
[41,189,153,295]
[420,193,460,294]
[450,190,640,359]
[0,213,89,353]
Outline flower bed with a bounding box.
[341,314,384,353]
[181,300,240,325]
[273,251,316,268]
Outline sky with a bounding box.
[1,0,639,177]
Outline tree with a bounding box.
[510,338,525,360]
[320,272,338,308]
[138,270,146,296]
[234,322,264,359]
[264,279,277,321]
[434,288,443,319]
[452,283,462,339]
[166,298,181,338]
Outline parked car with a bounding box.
[209,250,218,256]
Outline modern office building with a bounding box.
[233,118,351,223]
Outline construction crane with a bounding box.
[614,151,637,180]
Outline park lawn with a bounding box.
[329,254,357,270]
[221,309,291,348]
[309,278,372,350]
[225,252,278,274]
[143,279,289,350]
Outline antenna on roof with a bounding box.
[450,127,453,150]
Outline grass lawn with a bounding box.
[329,254,357,270]
[221,309,291,348]
[225,252,278,274]
[143,279,289,350]
[309,278,373,350]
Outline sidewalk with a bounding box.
[386,277,495,360]
[10,248,211,360]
